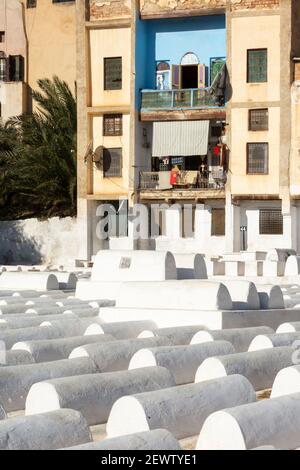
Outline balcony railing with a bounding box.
[139,170,226,191]
[141,88,222,111]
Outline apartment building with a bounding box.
[77,0,300,259]
[0,0,76,120]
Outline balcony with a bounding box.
[141,88,223,111]
[140,87,226,122]
[139,169,226,200]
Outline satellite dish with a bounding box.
[93,146,104,169]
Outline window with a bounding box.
[247,49,267,83]
[103,114,122,136]
[211,125,222,138]
[249,109,269,131]
[211,208,225,236]
[8,55,24,82]
[0,32,5,43]
[156,61,170,91]
[247,143,268,174]
[259,209,283,235]
[27,0,37,7]
[0,58,6,81]
[104,57,122,91]
[103,148,122,177]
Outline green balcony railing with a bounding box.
[141,88,221,111]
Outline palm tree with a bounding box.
[0,76,77,219]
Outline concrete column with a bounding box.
[165,206,181,240]
[194,204,209,244]
[282,203,297,250]
[76,199,92,261]
[76,0,91,261]
[225,194,234,252]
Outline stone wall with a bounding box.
[231,0,279,10]
[89,0,131,20]
[0,217,80,267]
[140,0,279,18]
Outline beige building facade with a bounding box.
[77,0,300,259]
[76,0,300,259]
[0,0,76,120]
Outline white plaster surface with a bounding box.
[63,429,181,450]
[191,326,274,353]
[195,347,295,391]
[197,393,300,450]
[0,409,91,450]
[129,341,235,385]
[106,375,256,440]
[92,250,177,282]
[0,357,98,412]
[26,367,176,425]
[115,280,233,311]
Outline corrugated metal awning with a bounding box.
[152,120,210,157]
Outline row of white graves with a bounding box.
[1,250,300,449]
[0,289,298,450]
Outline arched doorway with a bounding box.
[180,52,205,89]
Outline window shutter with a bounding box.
[171,65,180,89]
[103,148,122,177]
[198,64,206,89]
[14,56,24,81]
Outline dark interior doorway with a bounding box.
[181,65,198,89]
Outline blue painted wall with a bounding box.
[136,15,226,100]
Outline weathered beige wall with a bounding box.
[230,14,281,196]
[21,0,76,94]
[139,0,278,17]
[0,0,27,120]
[230,106,280,195]
[89,27,131,107]
[91,114,131,196]
[290,81,300,195]
[89,0,131,20]
[231,15,280,103]
[0,0,26,57]
[1,82,26,120]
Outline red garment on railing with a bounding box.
[170,170,178,185]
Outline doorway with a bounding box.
[181,65,198,89]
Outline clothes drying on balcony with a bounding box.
[152,120,209,157]
[211,64,228,106]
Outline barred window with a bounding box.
[211,208,225,236]
[103,148,122,177]
[247,143,268,174]
[103,114,123,136]
[11,55,24,82]
[27,0,36,7]
[0,58,6,81]
[0,32,5,43]
[247,49,267,83]
[259,209,283,235]
[249,109,269,131]
[104,57,122,91]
